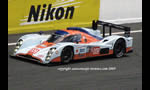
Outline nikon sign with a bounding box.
[27,4,74,23]
[8,0,100,34]
[27,4,74,22]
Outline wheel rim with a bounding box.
[116,43,124,53]
[61,48,73,63]
[114,39,125,57]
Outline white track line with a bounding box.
[8,43,16,46]
[8,30,142,46]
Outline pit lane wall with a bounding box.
[8,0,100,34]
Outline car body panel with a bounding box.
[12,27,133,64]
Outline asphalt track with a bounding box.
[8,23,142,90]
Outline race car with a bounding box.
[11,20,133,64]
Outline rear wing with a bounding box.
[92,20,131,37]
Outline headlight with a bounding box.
[45,48,56,61]
[47,52,52,56]
[14,39,23,53]
[46,56,50,61]
[16,39,23,46]
[14,49,18,52]
[18,41,23,45]
[51,49,56,52]
[15,46,20,49]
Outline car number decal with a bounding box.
[28,48,40,54]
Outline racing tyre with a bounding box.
[113,38,126,58]
[61,47,74,64]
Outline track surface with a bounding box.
[8,23,142,90]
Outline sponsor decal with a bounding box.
[78,47,86,57]
[55,50,59,54]
[76,49,79,53]
[27,4,75,22]
[28,48,40,54]
[80,48,85,53]
[90,47,100,55]
[78,54,85,57]
[79,47,86,54]
[37,55,44,58]
[20,0,82,25]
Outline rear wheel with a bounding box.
[61,47,74,64]
[113,38,126,58]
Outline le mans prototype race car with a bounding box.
[11,20,133,64]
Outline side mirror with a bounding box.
[39,31,44,35]
[74,39,81,44]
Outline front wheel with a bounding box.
[61,47,74,64]
[113,38,126,58]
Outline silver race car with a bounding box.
[11,20,133,64]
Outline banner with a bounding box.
[8,0,100,34]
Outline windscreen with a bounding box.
[61,34,81,42]
[47,34,62,43]
[47,34,81,43]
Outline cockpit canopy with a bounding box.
[47,30,82,43]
